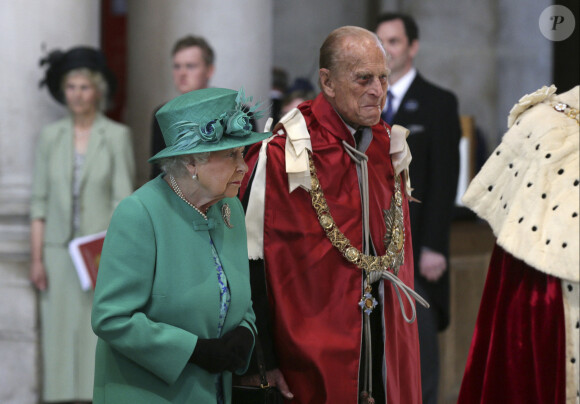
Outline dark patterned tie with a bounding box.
[381,90,394,125]
[354,128,364,149]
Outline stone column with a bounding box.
[0,2,100,403]
[495,0,552,141]
[272,0,368,88]
[126,0,273,185]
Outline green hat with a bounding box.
[149,87,271,163]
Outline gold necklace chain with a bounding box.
[307,152,405,275]
[169,175,208,220]
[553,102,579,125]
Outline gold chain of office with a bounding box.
[307,152,405,275]
[552,102,579,125]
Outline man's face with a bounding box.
[172,46,214,94]
[320,36,389,128]
[376,19,417,79]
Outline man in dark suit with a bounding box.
[376,12,461,404]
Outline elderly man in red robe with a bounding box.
[240,26,425,403]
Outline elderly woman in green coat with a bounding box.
[91,88,271,404]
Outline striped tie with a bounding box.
[382,90,394,125]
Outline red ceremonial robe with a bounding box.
[242,94,422,403]
[457,244,566,404]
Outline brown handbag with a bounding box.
[231,323,284,404]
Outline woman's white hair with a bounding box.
[157,153,211,177]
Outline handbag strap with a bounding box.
[247,322,270,389]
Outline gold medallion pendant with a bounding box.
[359,285,378,315]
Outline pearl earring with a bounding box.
[192,174,197,180]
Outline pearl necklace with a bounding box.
[169,175,208,220]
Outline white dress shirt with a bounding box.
[384,67,417,115]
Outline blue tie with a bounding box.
[382,90,394,125]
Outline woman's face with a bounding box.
[64,73,100,116]
[194,147,248,202]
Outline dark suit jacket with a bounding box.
[392,73,461,331]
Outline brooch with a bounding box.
[221,204,233,228]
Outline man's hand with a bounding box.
[419,249,447,282]
[238,368,294,400]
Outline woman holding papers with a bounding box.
[30,47,135,403]
[91,88,269,403]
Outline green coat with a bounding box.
[29,113,135,401]
[92,176,256,404]
[30,113,135,244]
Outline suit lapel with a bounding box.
[58,118,74,196]
[52,118,74,241]
[80,114,106,189]
[394,74,423,122]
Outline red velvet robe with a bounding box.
[457,243,566,404]
[242,94,422,403]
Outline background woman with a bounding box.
[30,46,135,403]
[91,87,270,403]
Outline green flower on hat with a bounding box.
[149,87,272,163]
[200,118,225,142]
[225,110,253,137]
[169,88,263,148]
[169,119,223,152]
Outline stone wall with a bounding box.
[0,1,100,401]
[126,0,273,186]
[377,0,552,152]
